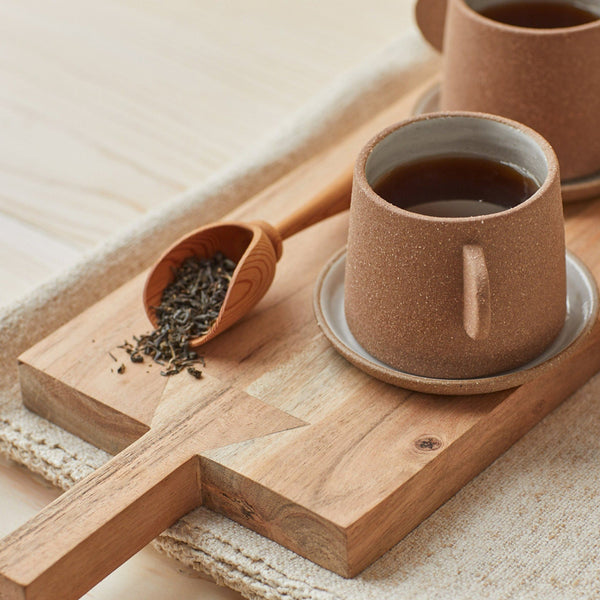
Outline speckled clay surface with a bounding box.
[344,112,566,379]
[416,0,600,181]
[315,247,598,394]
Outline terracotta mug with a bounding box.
[344,112,566,379]
[415,0,600,181]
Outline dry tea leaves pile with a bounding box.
[117,252,236,377]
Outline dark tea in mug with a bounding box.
[480,1,599,28]
[372,155,538,217]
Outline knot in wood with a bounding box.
[414,435,442,452]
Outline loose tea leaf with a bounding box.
[187,367,203,379]
[115,252,235,377]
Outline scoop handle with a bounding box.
[0,428,200,600]
[274,164,353,240]
[463,244,491,340]
[415,0,447,52]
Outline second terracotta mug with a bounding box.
[344,112,566,379]
[415,0,600,182]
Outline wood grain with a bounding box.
[0,456,243,600]
[0,376,304,600]
[9,77,600,591]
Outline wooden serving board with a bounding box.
[11,78,600,589]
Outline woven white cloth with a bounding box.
[2,29,599,600]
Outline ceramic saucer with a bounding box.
[313,248,598,395]
[412,82,600,203]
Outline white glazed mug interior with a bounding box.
[365,114,549,215]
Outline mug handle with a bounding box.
[414,0,447,52]
[463,245,491,340]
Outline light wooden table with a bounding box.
[0,0,414,597]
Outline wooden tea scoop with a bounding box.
[0,375,305,600]
[143,167,352,347]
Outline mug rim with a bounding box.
[356,111,560,223]
[457,0,600,34]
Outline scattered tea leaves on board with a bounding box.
[113,252,235,377]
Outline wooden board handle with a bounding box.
[0,378,305,600]
[0,429,201,600]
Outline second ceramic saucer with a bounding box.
[412,82,600,203]
[313,248,598,395]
